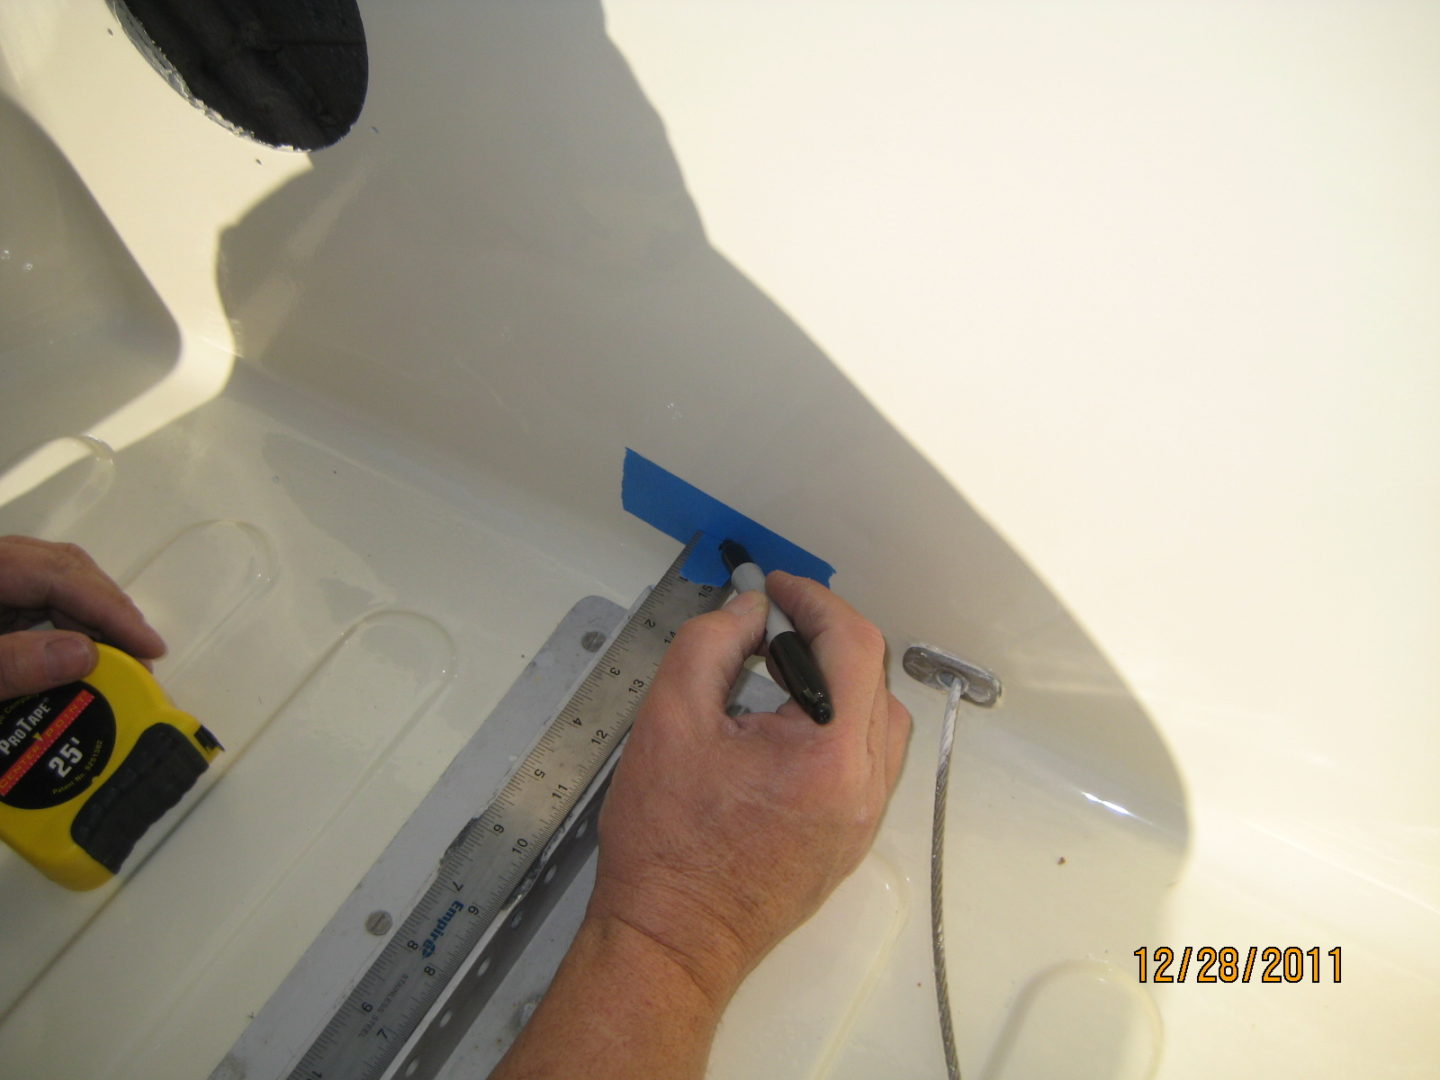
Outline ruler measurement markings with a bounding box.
[286,542,719,1080]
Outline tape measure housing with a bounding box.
[0,644,220,890]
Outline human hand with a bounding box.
[0,536,165,700]
[587,571,910,1007]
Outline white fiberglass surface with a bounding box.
[0,16,1183,1078]
[1,2,1435,1078]
[0,361,1181,1079]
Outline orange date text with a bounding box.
[1133,946,1341,984]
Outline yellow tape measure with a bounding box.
[0,644,220,890]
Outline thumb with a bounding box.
[0,631,98,701]
[647,590,769,715]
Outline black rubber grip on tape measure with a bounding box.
[70,724,210,874]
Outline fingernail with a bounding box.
[45,636,97,680]
[723,589,767,617]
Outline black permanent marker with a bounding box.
[719,540,833,724]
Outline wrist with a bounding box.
[576,908,743,1018]
[491,908,733,1080]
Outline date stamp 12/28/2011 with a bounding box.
[1134,946,1342,984]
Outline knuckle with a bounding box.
[896,706,913,739]
[675,610,730,650]
[0,644,37,695]
[847,619,887,657]
[52,542,91,570]
[20,539,93,578]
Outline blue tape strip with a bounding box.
[622,449,835,587]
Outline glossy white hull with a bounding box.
[1,3,1434,1077]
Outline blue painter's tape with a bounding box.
[622,449,835,588]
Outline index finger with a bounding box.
[0,537,166,659]
[764,571,887,738]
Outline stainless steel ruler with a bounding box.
[212,539,725,1080]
